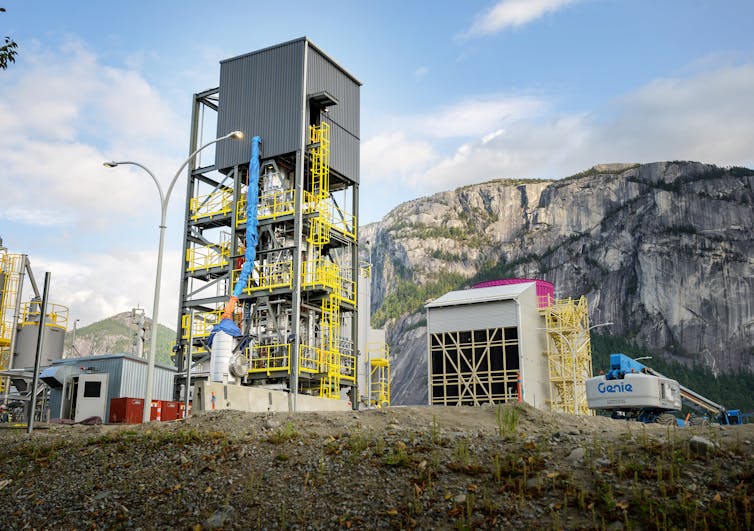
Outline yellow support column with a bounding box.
[542,296,593,415]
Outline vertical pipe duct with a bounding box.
[210,136,261,384]
[222,135,262,318]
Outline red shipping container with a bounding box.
[109,397,144,424]
[160,400,179,421]
[150,400,162,422]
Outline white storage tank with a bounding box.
[210,330,235,384]
[12,302,67,369]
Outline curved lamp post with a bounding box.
[104,130,243,422]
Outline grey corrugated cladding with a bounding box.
[47,354,175,420]
[427,300,519,334]
[215,38,360,183]
[216,39,305,168]
[306,45,360,180]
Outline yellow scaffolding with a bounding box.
[237,190,316,226]
[308,203,332,247]
[248,343,291,375]
[299,344,324,374]
[239,122,354,400]
[186,236,230,272]
[0,253,23,393]
[232,261,294,294]
[319,293,341,398]
[368,342,391,408]
[181,309,222,340]
[190,188,233,222]
[0,253,23,346]
[541,296,593,415]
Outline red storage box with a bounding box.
[109,397,144,424]
[160,400,180,421]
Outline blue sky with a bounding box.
[1,0,753,328]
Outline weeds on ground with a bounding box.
[266,422,298,444]
[497,404,520,438]
[382,441,411,467]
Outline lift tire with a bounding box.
[656,413,677,426]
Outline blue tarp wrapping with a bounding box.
[232,135,262,298]
[208,318,242,346]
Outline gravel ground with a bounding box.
[1,404,753,530]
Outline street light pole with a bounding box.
[105,130,243,422]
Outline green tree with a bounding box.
[1,7,18,70]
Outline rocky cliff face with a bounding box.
[363,162,754,405]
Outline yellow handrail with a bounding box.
[190,189,233,221]
[19,302,68,330]
[181,309,223,340]
[247,343,291,375]
[185,242,230,272]
[231,261,293,293]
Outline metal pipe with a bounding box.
[184,308,193,418]
[351,183,359,410]
[27,271,50,434]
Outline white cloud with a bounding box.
[415,96,545,138]
[362,62,754,199]
[466,0,580,36]
[0,207,73,227]
[33,249,182,329]
[362,132,438,187]
[0,38,186,233]
[414,66,429,80]
[0,38,193,329]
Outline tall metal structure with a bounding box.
[175,38,361,404]
[541,296,593,415]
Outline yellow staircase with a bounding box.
[541,296,593,415]
[368,343,391,408]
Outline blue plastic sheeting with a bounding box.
[232,135,262,298]
[208,318,242,346]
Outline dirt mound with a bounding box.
[1,404,752,529]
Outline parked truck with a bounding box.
[586,353,747,425]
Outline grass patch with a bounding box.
[266,422,299,444]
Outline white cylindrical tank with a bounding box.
[210,330,235,384]
[12,324,65,369]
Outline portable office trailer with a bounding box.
[42,353,176,422]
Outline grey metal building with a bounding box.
[42,354,176,422]
[176,38,361,404]
[425,283,550,409]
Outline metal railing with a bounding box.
[186,241,230,272]
[231,261,294,294]
[190,189,233,221]
[247,343,291,375]
[19,302,69,330]
[181,309,223,340]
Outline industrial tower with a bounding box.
[175,38,361,404]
